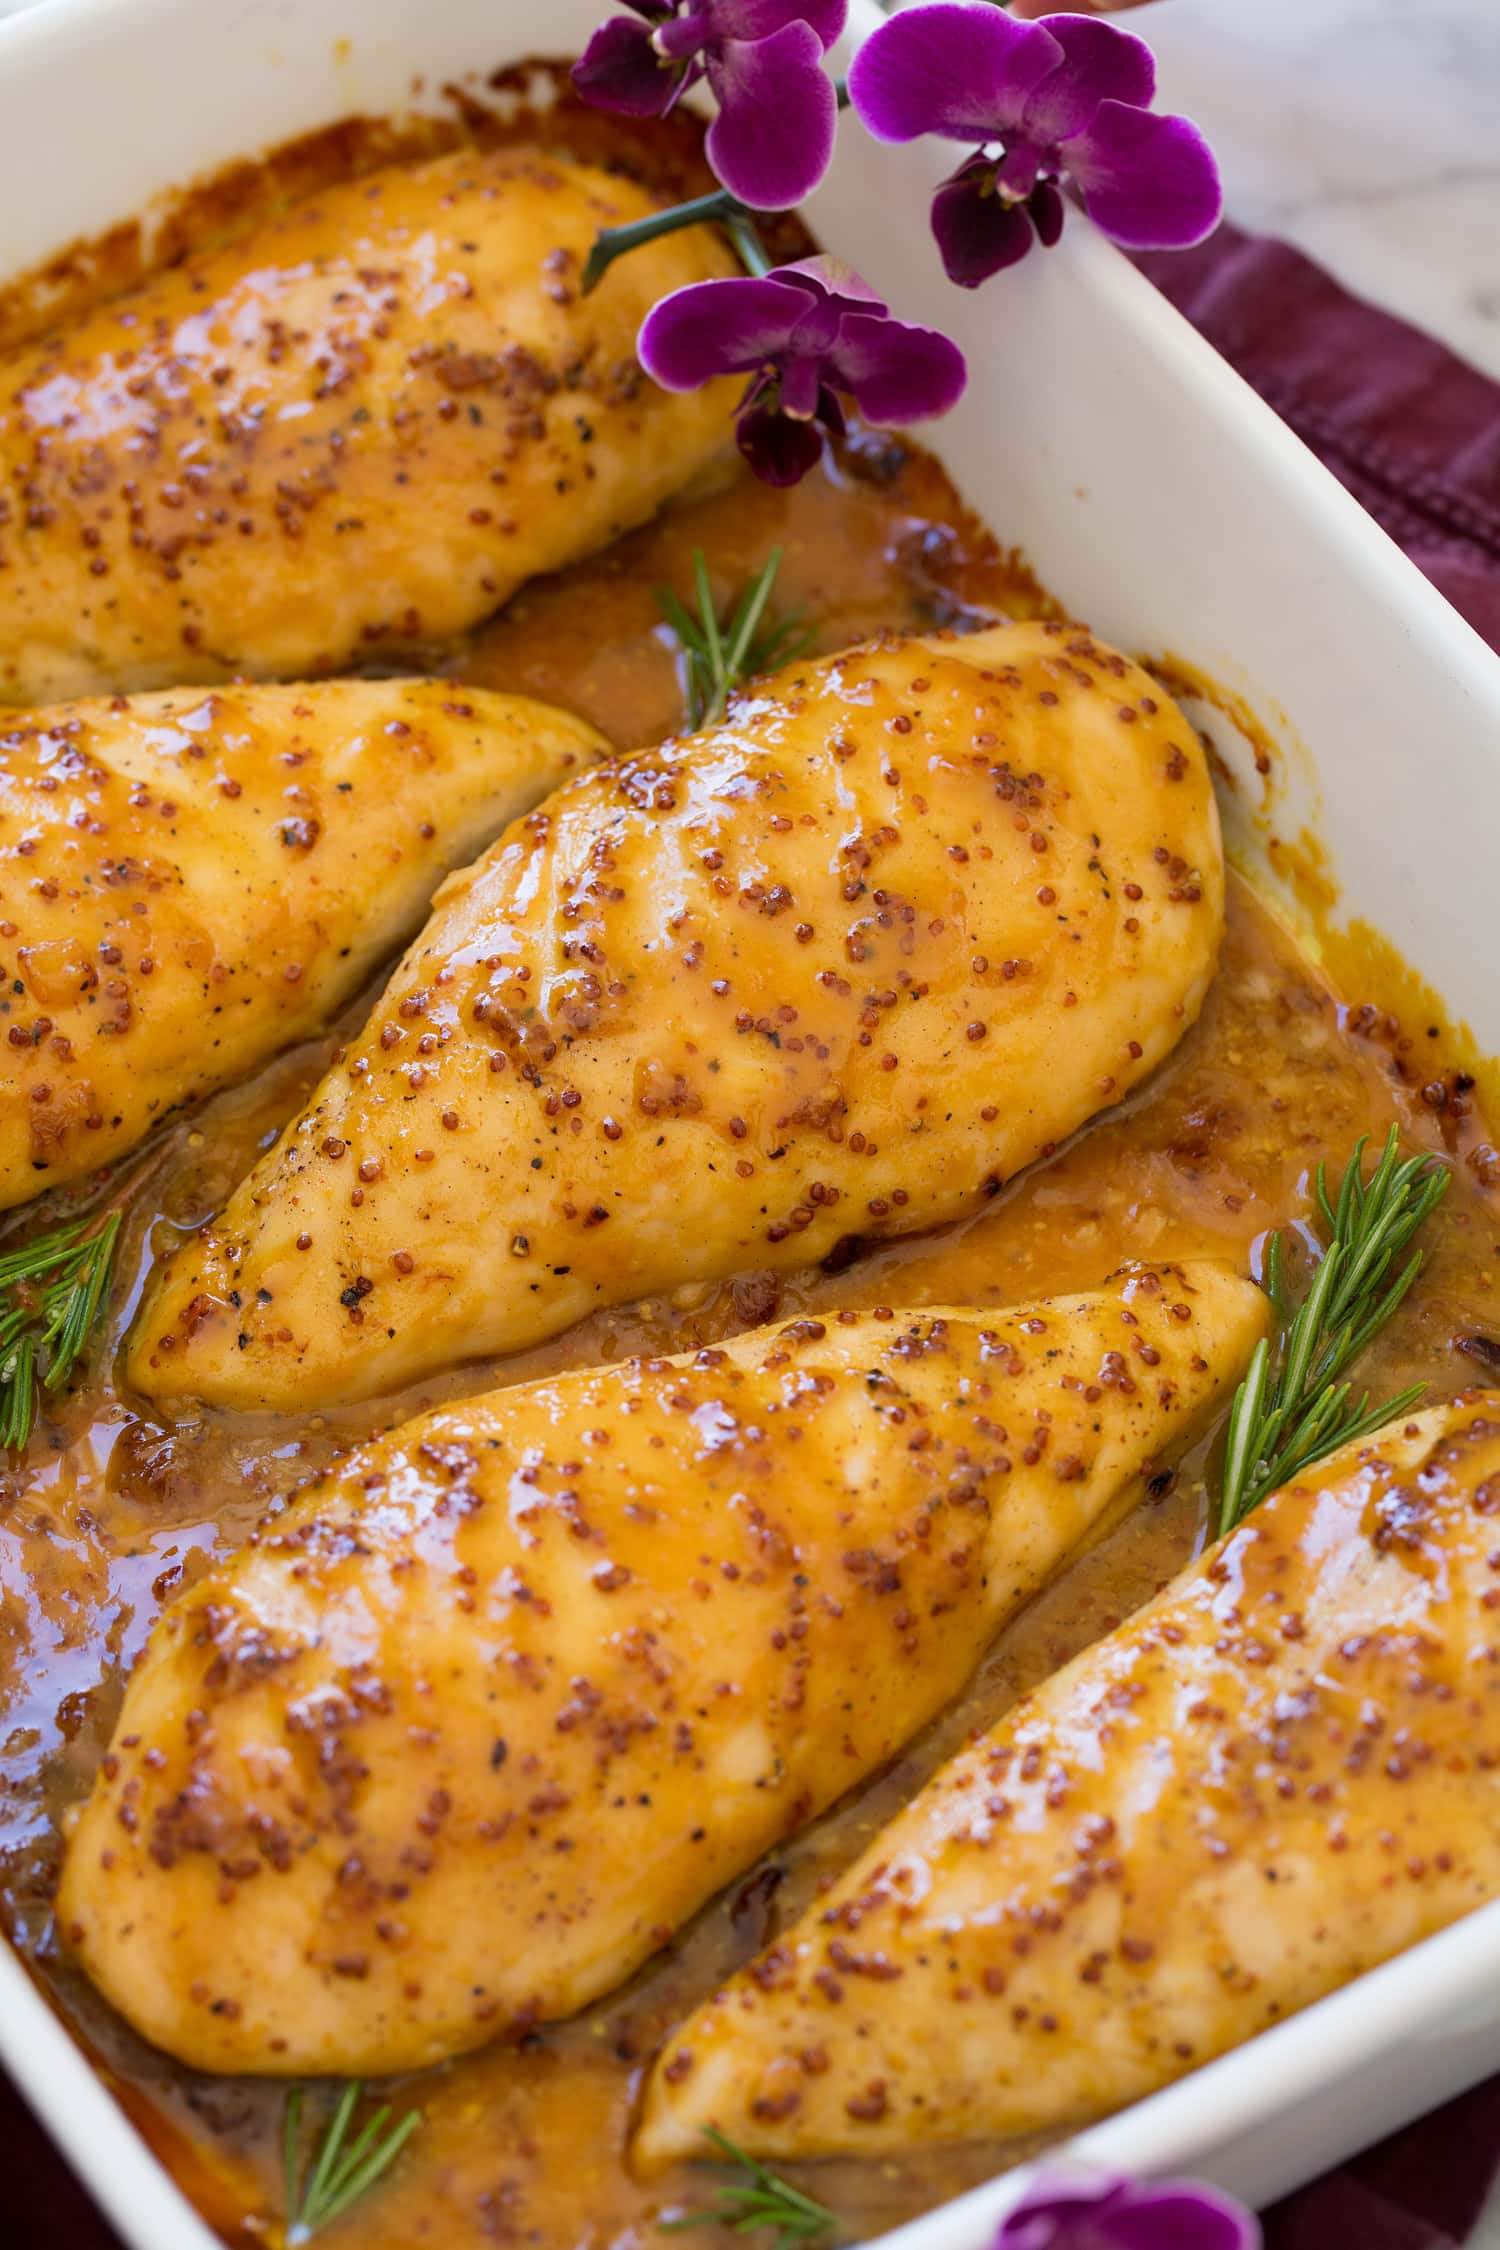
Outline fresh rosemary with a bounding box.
[661,2128,837,2250]
[1215,1125,1451,1539]
[657,548,813,729]
[282,2082,420,2245]
[0,1210,122,1450]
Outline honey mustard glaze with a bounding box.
[634,1394,1500,2168]
[0,75,1498,2250]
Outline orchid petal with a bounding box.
[709,0,846,53]
[1003,2173,1121,2244]
[637,275,813,389]
[705,21,838,208]
[994,140,1043,199]
[1104,2186,1261,2250]
[571,15,675,115]
[930,159,1037,286]
[847,2,1062,146]
[735,401,826,485]
[775,255,890,321]
[1030,177,1065,247]
[1019,13,1155,143]
[786,294,845,359]
[998,2172,1260,2250]
[828,311,967,424]
[778,352,825,419]
[653,9,713,60]
[1064,101,1222,247]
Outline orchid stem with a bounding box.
[580,187,737,294]
[722,209,773,277]
[581,186,778,295]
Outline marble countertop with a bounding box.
[1144,0,1500,381]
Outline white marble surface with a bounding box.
[1143,0,1500,380]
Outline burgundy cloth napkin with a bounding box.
[1135,223,1500,653]
[7,220,1500,2250]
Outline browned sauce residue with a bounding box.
[0,72,1498,2250]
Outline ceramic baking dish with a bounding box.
[3,0,1500,2244]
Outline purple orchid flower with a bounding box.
[848,5,1222,287]
[996,2169,1260,2250]
[637,253,967,486]
[572,0,845,211]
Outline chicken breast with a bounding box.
[58,1263,1264,2076]
[0,148,734,704]
[0,680,605,1207]
[128,620,1225,1411]
[634,1389,1500,2169]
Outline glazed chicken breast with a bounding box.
[59,1263,1264,2076]
[0,147,734,704]
[0,681,604,1207]
[635,1390,1500,2169]
[128,620,1225,1411]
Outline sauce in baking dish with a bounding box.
[2,70,1499,2250]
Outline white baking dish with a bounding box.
[3,1,1500,2245]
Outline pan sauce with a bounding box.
[2,85,1500,2250]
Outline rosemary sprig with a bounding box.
[1215,1125,1450,1539]
[661,2129,837,2250]
[657,549,813,729]
[282,2082,420,2244]
[0,1210,121,1450]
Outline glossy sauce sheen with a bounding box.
[127,621,1224,1410]
[0,146,734,703]
[1,138,1500,2250]
[637,1394,1500,2164]
[60,1268,1264,2077]
[0,681,604,1206]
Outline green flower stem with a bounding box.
[581,190,776,293]
[722,208,774,276]
[582,189,735,293]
